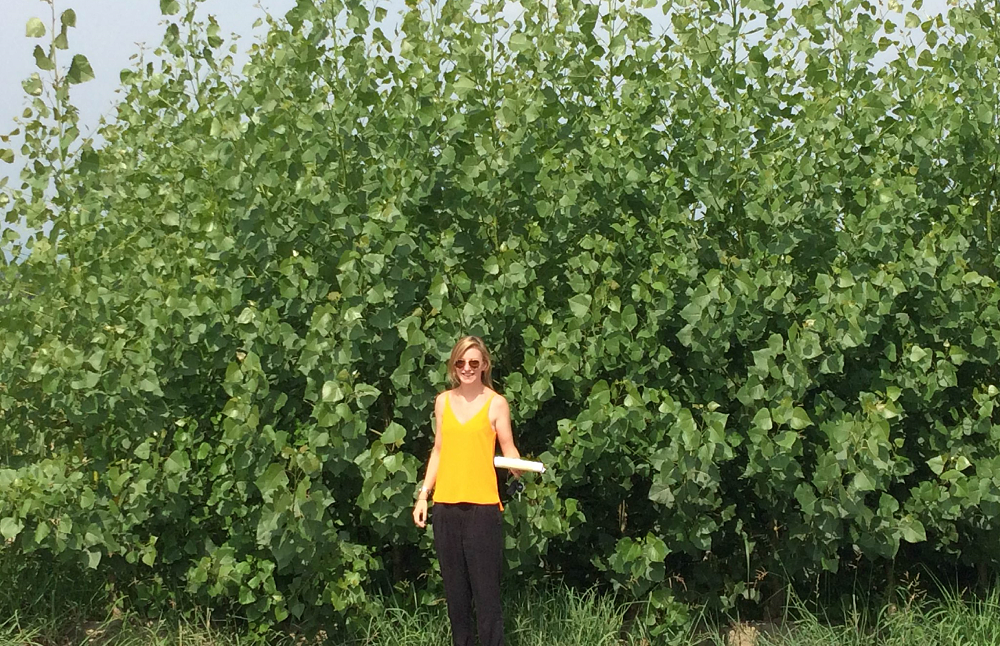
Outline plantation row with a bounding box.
[2,0,1000,633]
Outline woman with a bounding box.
[412,336,522,646]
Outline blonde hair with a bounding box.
[447,336,494,388]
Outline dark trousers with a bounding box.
[433,503,505,646]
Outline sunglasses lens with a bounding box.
[454,360,481,370]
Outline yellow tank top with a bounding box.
[433,392,501,506]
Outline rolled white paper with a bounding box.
[494,456,546,473]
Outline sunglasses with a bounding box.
[453,359,482,370]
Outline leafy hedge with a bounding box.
[2,0,999,631]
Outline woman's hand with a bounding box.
[413,499,429,528]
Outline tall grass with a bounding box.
[0,612,268,646]
[345,586,672,646]
[759,585,1000,646]
[2,576,1000,646]
[0,552,109,623]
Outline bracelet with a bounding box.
[417,485,430,501]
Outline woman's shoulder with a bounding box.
[487,389,508,410]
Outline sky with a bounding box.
[0,0,950,261]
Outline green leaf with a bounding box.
[256,464,289,501]
[0,517,23,540]
[643,534,669,562]
[509,33,530,52]
[26,17,46,38]
[67,54,95,84]
[752,408,772,432]
[160,0,181,15]
[34,521,51,544]
[138,376,162,395]
[71,371,100,390]
[22,73,43,96]
[898,517,926,543]
[0,148,13,164]
[380,422,406,446]
[164,450,190,473]
[775,431,798,449]
[852,471,876,491]
[33,45,55,71]
[568,294,592,319]
[87,550,102,569]
[453,75,477,97]
[134,443,151,460]
[354,383,381,408]
[61,9,77,27]
[648,480,674,506]
[207,17,223,48]
[789,407,813,430]
[622,306,638,331]
[321,380,344,402]
[927,455,946,475]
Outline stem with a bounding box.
[607,0,617,94]
[48,0,73,266]
[183,2,203,103]
[729,0,743,253]
[484,0,499,252]
[989,0,1000,249]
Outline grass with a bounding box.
[346,586,664,646]
[2,580,1000,646]
[0,611,266,646]
[755,585,1000,646]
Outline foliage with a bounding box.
[2,0,1000,631]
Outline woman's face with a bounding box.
[455,347,485,386]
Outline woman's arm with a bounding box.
[413,392,446,528]
[493,395,522,477]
